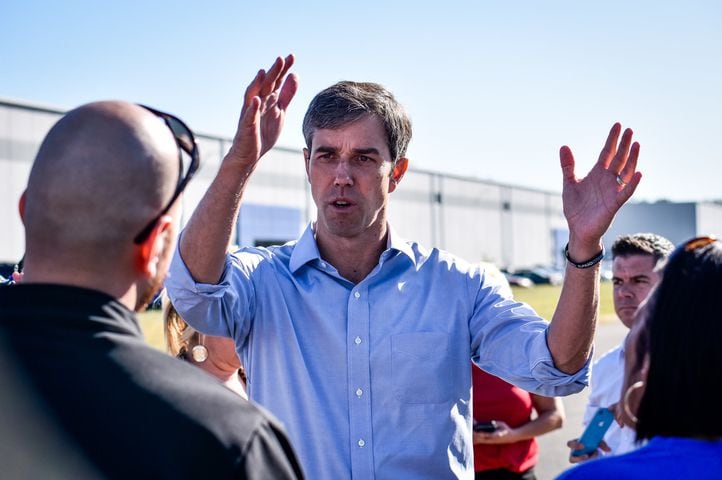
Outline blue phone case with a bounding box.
[572,407,615,457]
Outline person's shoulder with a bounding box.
[558,440,702,480]
[131,347,303,467]
[405,240,474,272]
[556,451,642,479]
[231,241,294,259]
[556,461,607,479]
[149,358,303,477]
[120,343,280,437]
[229,241,297,269]
[403,242,511,300]
[139,352,303,477]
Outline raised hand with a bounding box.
[560,123,641,253]
[227,55,299,169]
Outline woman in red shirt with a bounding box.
[473,365,565,480]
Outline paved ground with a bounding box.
[535,321,628,480]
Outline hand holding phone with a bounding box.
[571,407,614,457]
[473,420,498,433]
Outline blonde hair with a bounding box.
[163,295,200,358]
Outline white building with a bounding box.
[604,201,722,247]
[15,97,713,276]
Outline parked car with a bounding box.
[502,271,534,288]
[600,261,613,282]
[512,266,563,286]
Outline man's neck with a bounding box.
[314,223,388,284]
[21,261,137,311]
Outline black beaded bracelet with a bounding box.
[564,243,605,269]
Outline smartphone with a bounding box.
[571,407,615,457]
[473,420,498,433]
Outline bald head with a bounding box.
[23,101,180,269]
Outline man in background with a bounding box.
[567,233,673,461]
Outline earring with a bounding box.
[191,334,208,363]
[623,380,645,425]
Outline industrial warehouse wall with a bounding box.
[601,201,722,248]
[0,102,61,267]
[696,202,722,238]
[1,98,568,270]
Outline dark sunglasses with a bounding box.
[133,105,200,244]
[682,235,717,252]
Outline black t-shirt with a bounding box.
[0,284,304,479]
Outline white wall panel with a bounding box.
[387,170,434,247]
[0,99,574,270]
[696,203,722,238]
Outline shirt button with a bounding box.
[320,262,327,268]
[356,388,363,397]
[358,439,365,447]
[354,292,361,299]
[354,336,362,345]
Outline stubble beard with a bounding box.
[135,271,167,312]
[134,232,173,312]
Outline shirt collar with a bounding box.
[386,224,416,265]
[289,224,322,273]
[289,223,416,274]
[0,283,143,338]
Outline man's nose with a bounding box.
[333,160,353,187]
[616,284,634,298]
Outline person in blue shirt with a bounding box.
[557,236,722,479]
[167,54,642,479]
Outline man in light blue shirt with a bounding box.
[167,55,643,479]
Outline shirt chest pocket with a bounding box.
[391,332,453,404]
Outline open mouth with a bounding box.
[332,200,353,209]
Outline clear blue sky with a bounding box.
[3,0,721,202]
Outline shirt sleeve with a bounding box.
[470,266,591,397]
[165,241,256,341]
[237,422,305,480]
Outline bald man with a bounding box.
[0,102,303,479]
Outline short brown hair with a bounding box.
[611,233,674,265]
[302,81,412,161]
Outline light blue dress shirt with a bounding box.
[167,224,589,480]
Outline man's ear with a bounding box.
[18,190,27,225]
[389,157,409,193]
[135,216,173,278]
[303,148,311,180]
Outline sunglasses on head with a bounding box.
[682,236,718,252]
[133,105,200,244]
